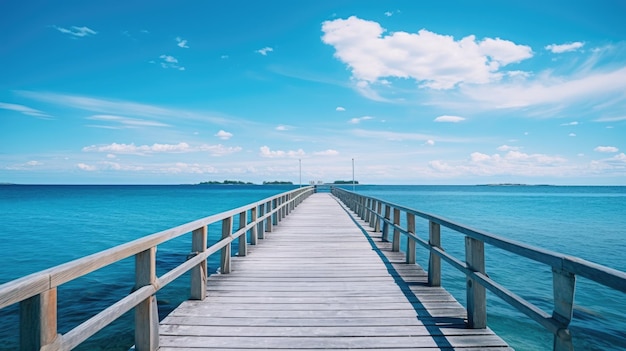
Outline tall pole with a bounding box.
[299,159,302,188]
[352,158,355,191]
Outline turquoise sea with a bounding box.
[0,185,625,350]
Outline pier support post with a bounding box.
[135,247,159,350]
[20,288,59,351]
[250,206,258,245]
[238,211,247,256]
[465,237,487,329]
[190,226,207,300]
[392,208,401,252]
[552,269,575,351]
[406,213,416,264]
[382,205,391,242]
[428,221,441,287]
[220,217,233,274]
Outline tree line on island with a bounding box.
[197,180,359,185]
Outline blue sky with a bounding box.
[1,0,625,185]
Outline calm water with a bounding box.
[0,185,624,350]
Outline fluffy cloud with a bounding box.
[349,116,374,124]
[496,145,520,151]
[560,121,578,126]
[256,47,273,56]
[545,42,584,53]
[336,106,346,111]
[321,16,532,89]
[434,115,465,123]
[275,125,290,131]
[314,149,339,156]
[176,37,189,48]
[215,130,233,140]
[77,163,97,171]
[425,140,435,146]
[0,102,51,118]
[259,146,305,158]
[594,146,619,153]
[158,55,185,70]
[82,142,241,156]
[53,25,97,37]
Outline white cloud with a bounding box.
[425,139,435,146]
[314,149,339,156]
[560,121,578,126]
[259,146,305,158]
[594,146,619,153]
[25,160,43,166]
[215,130,233,140]
[545,42,584,53]
[434,115,465,123]
[275,125,290,131]
[176,37,189,48]
[82,142,241,156]
[158,55,185,70]
[348,116,374,124]
[86,115,169,128]
[336,106,346,111]
[256,47,274,56]
[497,145,519,151]
[594,116,626,122]
[384,11,393,17]
[53,25,97,37]
[0,102,51,118]
[352,129,476,143]
[459,66,626,109]
[321,16,532,89]
[77,163,97,171]
[569,133,576,137]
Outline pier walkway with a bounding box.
[159,193,510,350]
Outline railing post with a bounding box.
[190,226,207,300]
[220,216,233,274]
[465,236,487,329]
[238,211,247,256]
[374,201,382,232]
[392,208,401,252]
[250,206,258,245]
[259,203,267,238]
[406,213,416,264]
[266,200,273,233]
[366,199,373,227]
[135,247,159,350]
[381,205,391,242]
[552,269,575,351]
[20,288,59,351]
[272,199,278,226]
[428,221,441,287]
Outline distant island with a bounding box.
[197,180,294,185]
[476,183,553,186]
[333,180,359,184]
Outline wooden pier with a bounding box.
[159,193,510,350]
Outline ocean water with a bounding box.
[0,185,624,350]
[353,185,626,351]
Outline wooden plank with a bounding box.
[159,193,510,350]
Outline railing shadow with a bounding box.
[337,200,464,349]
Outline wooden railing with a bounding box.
[332,187,626,351]
[0,186,314,351]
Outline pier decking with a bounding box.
[159,193,511,350]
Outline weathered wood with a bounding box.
[392,207,401,252]
[406,213,416,264]
[160,193,509,350]
[382,205,391,242]
[19,288,58,351]
[190,226,207,300]
[238,211,248,256]
[220,216,233,274]
[135,247,159,351]
[466,236,487,329]
[428,221,442,287]
[250,206,258,245]
[552,269,575,351]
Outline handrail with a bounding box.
[331,187,626,351]
[0,186,315,351]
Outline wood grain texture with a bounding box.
[159,193,510,350]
